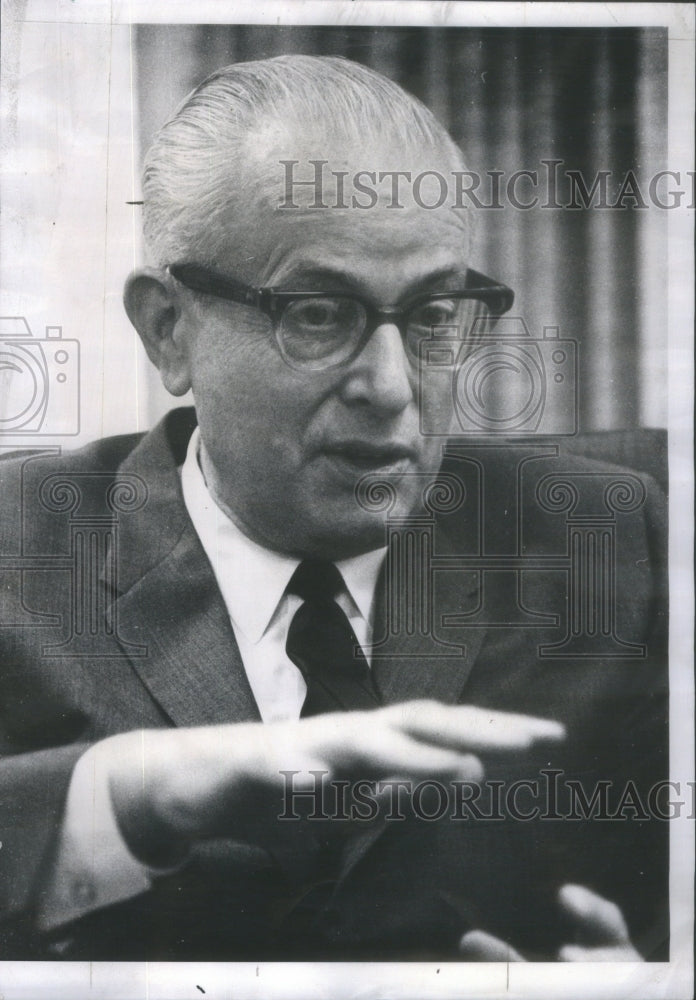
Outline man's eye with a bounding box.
[409,299,459,331]
[280,298,365,363]
[288,298,354,331]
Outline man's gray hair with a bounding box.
[142,54,469,266]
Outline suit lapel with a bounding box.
[336,531,488,886]
[372,530,486,707]
[107,410,260,726]
[113,523,261,726]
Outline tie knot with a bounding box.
[287,559,344,603]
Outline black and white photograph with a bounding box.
[0,2,693,998]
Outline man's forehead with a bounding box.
[235,117,464,209]
[208,198,471,290]
[202,136,471,284]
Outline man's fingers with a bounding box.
[370,731,484,781]
[558,944,642,962]
[320,725,485,782]
[558,884,631,947]
[386,700,565,752]
[459,930,525,962]
[287,700,564,785]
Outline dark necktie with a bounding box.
[286,559,381,716]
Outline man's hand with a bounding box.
[555,884,642,961]
[100,700,563,866]
[459,884,643,962]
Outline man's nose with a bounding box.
[341,322,414,413]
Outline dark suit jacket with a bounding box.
[0,408,668,960]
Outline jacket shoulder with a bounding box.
[0,431,146,482]
[0,432,147,552]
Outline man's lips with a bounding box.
[319,440,417,471]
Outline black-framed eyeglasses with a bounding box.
[168,261,514,372]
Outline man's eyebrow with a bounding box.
[397,267,469,298]
[270,265,352,289]
[271,265,468,296]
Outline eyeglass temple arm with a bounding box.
[465,268,515,316]
[168,263,261,308]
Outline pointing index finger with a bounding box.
[389,701,566,753]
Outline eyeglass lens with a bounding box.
[279,295,491,370]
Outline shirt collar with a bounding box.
[336,546,387,624]
[180,426,386,643]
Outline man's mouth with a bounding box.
[320,440,417,474]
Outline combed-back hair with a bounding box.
[142,54,469,266]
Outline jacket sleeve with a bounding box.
[0,743,89,956]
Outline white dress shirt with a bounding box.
[39,427,386,928]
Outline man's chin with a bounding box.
[290,493,435,560]
[294,517,389,561]
[289,469,435,558]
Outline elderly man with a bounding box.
[0,56,667,961]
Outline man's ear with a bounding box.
[123,268,192,397]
